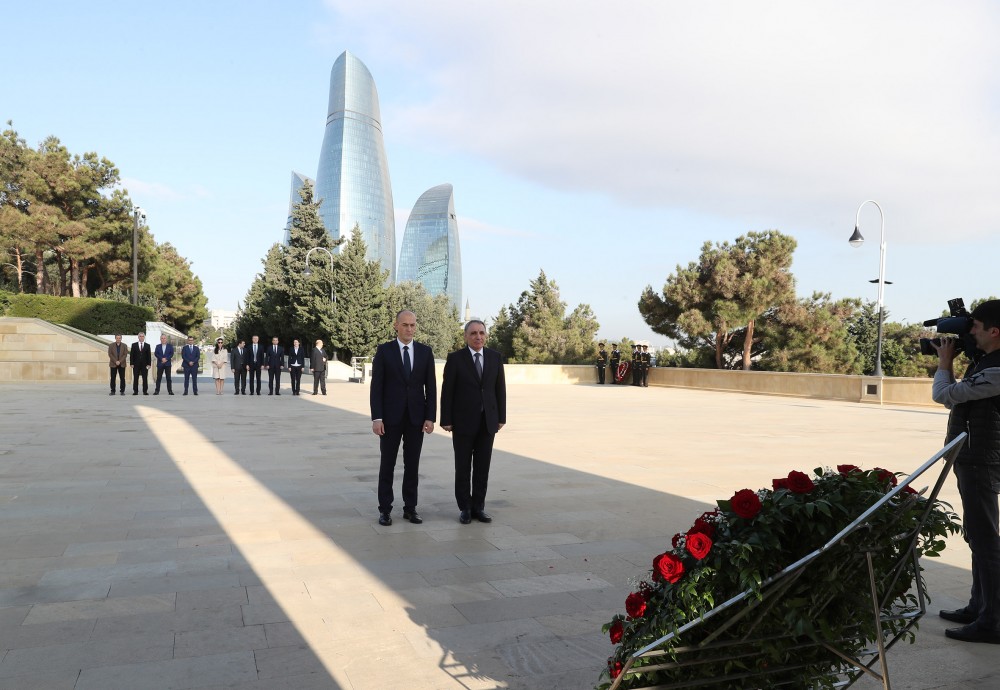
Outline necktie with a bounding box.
[475,352,483,379]
[403,345,411,378]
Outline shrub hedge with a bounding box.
[0,292,153,335]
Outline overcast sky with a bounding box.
[4,1,998,344]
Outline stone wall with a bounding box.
[0,317,110,383]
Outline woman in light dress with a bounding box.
[211,338,228,395]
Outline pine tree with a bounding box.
[332,224,391,361]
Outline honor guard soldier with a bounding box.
[596,343,608,384]
[641,344,651,387]
[631,344,642,386]
[609,344,621,384]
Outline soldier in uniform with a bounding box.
[641,344,652,387]
[631,344,642,386]
[609,344,621,384]
[596,343,608,384]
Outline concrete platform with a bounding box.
[0,380,993,689]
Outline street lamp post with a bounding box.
[132,207,145,306]
[303,246,336,303]
[848,200,887,377]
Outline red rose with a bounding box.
[685,532,713,560]
[786,470,815,494]
[654,552,685,583]
[875,468,898,487]
[730,489,762,519]
[772,477,789,491]
[609,619,624,644]
[610,660,624,679]
[689,517,716,538]
[837,464,861,476]
[902,485,918,495]
[625,591,647,618]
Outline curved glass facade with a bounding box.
[398,183,462,312]
[283,171,314,245]
[314,51,396,281]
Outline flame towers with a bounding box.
[399,184,462,312]
[315,51,396,281]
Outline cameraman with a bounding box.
[932,299,1000,644]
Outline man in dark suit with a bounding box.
[287,338,305,395]
[153,334,174,395]
[181,335,200,395]
[247,335,265,395]
[310,339,329,395]
[440,319,507,525]
[230,339,248,394]
[264,336,285,395]
[129,332,152,395]
[370,310,436,526]
[596,342,607,384]
[609,344,621,384]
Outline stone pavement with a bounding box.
[0,379,995,689]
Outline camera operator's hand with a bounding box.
[931,337,957,373]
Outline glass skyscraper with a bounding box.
[314,51,396,281]
[283,171,314,245]
[398,183,462,312]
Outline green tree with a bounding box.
[639,230,797,370]
[145,242,208,333]
[490,270,600,364]
[387,281,462,357]
[755,293,862,374]
[331,224,391,361]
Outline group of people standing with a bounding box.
[107,332,330,397]
[370,311,507,527]
[596,342,652,386]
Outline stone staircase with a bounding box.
[0,317,111,383]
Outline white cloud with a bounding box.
[323,0,1000,243]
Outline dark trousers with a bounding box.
[233,367,247,393]
[597,366,606,384]
[289,367,302,394]
[110,366,126,392]
[632,363,640,385]
[610,362,619,383]
[155,366,173,393]
[183,367,198,394]
[453,413,496,512]
[377,418,424,513]
[956,463,1000,630]
[641,367,649,387]
[248,367,261,394]
[132,367,148,394]
[312,371,327,394]
[268,368,282,393]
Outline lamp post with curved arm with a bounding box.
[848,200,887,377]
[303,246,336,303]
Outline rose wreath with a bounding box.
[598,465,960,689]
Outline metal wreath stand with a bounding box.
[609,434,966,690]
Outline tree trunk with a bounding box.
[35,248,45,294]
[715,329,724,369]
[13,247,24,292]
[742,319,755,371]
[70,258,81,297]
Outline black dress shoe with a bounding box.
[402,509,423,524]
[109,391,115,396]
[472,510,493,523]
[132,392,138,396]
[945,622,1000,644]
[153,391,159,395]
[378,513,392,526]
[459,510,472,524]
[168,392,174,395]
[941,608,977,625]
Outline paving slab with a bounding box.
[0,380,992,688]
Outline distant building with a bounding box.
[283,171,314,245]
[206,310,237,331]
[398,184,462,312]
[314,51,396,281]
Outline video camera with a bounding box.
[919,297,979,360]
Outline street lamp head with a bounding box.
[303,267,312,277]
[848,226,864,248]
